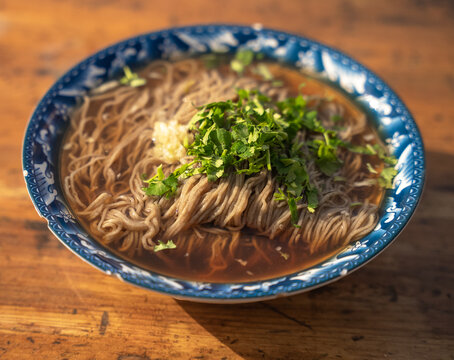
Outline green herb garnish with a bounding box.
[120,66,146,87]
[378,167,398,189]
[144,89,327,225]
[346,143,397,165]
[230,50,277,83]
[255,63,273,81]
[230,49,254,74]
[350,202,363,207]
[366,162,378,174]
[343,142,398,188]
[154,240,177,252]
[278,250,290,260]
[144,162,195,197]
[143,89,399,226]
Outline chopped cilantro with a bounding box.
[143,163,195,197]
[277,249,290,260]
[255,63,273,81]
[230,49,254,74]
[378,166,398,189]
[143,88,399,226]
[154,240,177,252]
[342,142,398,189]
[120,66,146,87]
[366,162,378,174]
[143,89,327,225]
[306,187,319,213]
[229,50,277,83]
[350,202,363,207]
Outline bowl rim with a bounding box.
[22,24,425,302]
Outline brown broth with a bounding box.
[60,60,385,283]
[106,229,344,282]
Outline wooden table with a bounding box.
[1,1,453,359]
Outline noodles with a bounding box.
[61,58,384,281]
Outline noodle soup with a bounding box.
[60,56,391,282]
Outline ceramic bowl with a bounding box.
[22,24,425,302]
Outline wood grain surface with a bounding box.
[1,0,453,359]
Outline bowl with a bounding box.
[22,24,425,303]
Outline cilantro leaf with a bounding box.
[277,249,290,260]
[255,63,273,81]
[144,89,324,220]
[120,66,146,87]
[144,181,170,196]
[154,240,177,252]
[230,49,254,74]
[314,141,343,176]
[306,187,319,213]
[142,87,398,227]
[378,167,397,189]
[287,196,300,226]
[366,162,378,174]
[143,172,179,197]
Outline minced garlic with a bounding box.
[151,120,189,163]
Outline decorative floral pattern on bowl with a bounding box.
[22,24,425,302]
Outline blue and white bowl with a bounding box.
[22,25,425,303]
